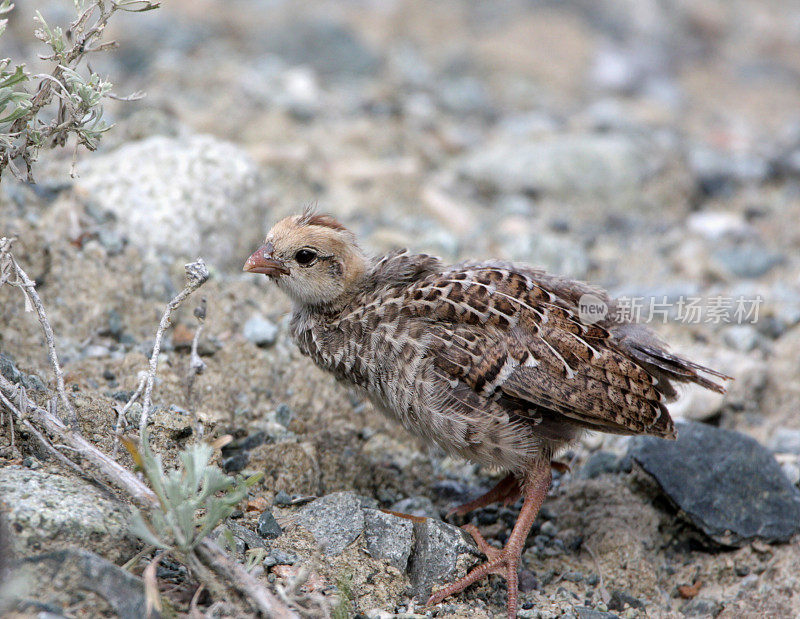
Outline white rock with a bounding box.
[669,383,726,421]
[243,314,279,347]
[77,134,271,270]
[687,211,750,240]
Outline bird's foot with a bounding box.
[447,473,522,517]
[430,461,553,618]
[426,538,522,617]
[461,523,501,558]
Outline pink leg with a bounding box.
[447,472,522,517]
[428,461,552,618]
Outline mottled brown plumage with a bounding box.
[244,212,730,617]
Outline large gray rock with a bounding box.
[628,421,800,546]
[295,492,480,592]
[407,517,481,599]
[363,508,414,571]
[76,134,271,270]
[0,467,134,561]
[297,491,365,555]
[458,133,659,199]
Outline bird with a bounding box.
[243,210,730,618]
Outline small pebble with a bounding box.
[273,490,293,506]
[608,589,645,611]
[112,390,134,403]
[257,509,283,539]
[125,402,143,426]
[222,453,249,473]
[275,403,293,427]
[735,564,750,577]
[23,456,41,469]
[243,314,279,347]
[518,569,538,592]
[390,495,437,519]
[263,549,296,566]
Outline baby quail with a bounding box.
[244,211,730,618]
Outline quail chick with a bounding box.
[244,211,730,618]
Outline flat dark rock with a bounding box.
[628,421,800,546]
[15,549,148,619]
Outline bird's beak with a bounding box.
[243,244,289,277]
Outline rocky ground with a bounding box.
[2,0,800,617]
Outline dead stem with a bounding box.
[112,371,147,458]
[188,297,207,439]
[1,240,79,427]
[140,259,209,437]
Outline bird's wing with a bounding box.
[405,263,728,439]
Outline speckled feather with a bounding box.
[286,242,729,476]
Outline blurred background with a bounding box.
[3,1,799,286]
[2,1,800,616]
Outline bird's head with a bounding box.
[243,212,367,309]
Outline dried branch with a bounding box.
[111,370,146,458]
[189,298,207,378]
[1,240,78,426]
[140,259,209,436]
[0,371,157,504]
[187,298,207,438]
[195,539,298,619]
[0,389,82,477]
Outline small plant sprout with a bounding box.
[127,434,264,554]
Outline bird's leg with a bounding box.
[447,472,522,517]
[428,461,553,619]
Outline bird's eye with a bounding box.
[294,248,318,266]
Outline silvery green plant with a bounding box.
[0,0,159,181]
[129,435,263,553]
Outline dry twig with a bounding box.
[187,298,207,438]
[140,259,209,437]
[195,539,297,619]
[111,371,147,458]
[0,237,77,426]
